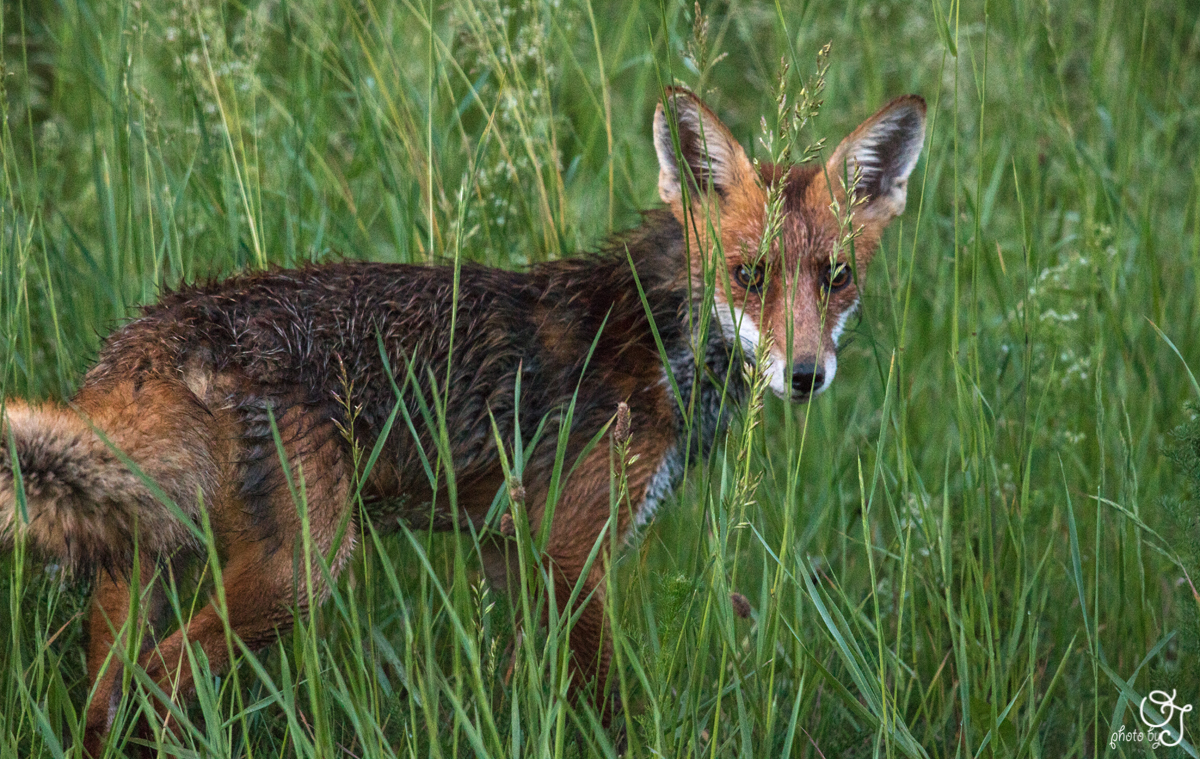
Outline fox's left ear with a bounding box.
[823,95,926,222]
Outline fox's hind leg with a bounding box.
[54,378,226,756]
[134,403,357,740]
[82,554,165,758]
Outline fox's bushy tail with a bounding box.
[0,398,208,572]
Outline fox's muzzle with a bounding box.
[790,359,828,401]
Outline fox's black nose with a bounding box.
[791,362,825,398]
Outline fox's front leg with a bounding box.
[527,420,677,724]
[478,450,622,720]
[550,558,617,718]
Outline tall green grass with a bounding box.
[3,0,1200,756]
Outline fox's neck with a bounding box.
[668,303,747,464]
[568,212,745,528]
[527,209,745,462]
[619,212,748,460]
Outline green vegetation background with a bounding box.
[3,0,1200,756]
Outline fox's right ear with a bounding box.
[653,88,757,210]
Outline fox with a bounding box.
[0,87,925,754]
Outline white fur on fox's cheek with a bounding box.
[810,300,856,396]
[714,302,791,398]
[821,354,837,392]
[829,300,858,347]
[715,301,757,354]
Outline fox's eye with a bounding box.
[824,263,852,292]
[734,263,766,293]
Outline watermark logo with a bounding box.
[1141,690,1193,749]
[1110,689,1193,750]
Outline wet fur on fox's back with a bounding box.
[131,208,712,529]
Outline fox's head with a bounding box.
[653,88,926,401]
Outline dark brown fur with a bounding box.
[0,88,926,754]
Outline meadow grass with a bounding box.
[3,0,1200,756]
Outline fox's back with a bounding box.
[80,225,696,523]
